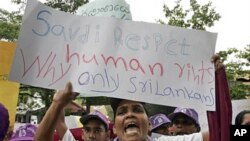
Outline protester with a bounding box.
[235,110,250,125]
[35,0,132,140]
[34,82,76,141]
[10,123,37,141]
[168,107,200,135]
[55,109,110,141]
[149,113,172,136]
[53,100,84,141]
[34,54,226,141]
[34,83,209,141]
[34,84,111,141]
[0,103,9,141]
[110,99,152,141]
[79,110,110,141]
[110,98,209,141]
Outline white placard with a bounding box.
[10,0,217,111]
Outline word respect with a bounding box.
[31,10,193,55]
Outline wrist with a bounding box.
[52,100,66,109]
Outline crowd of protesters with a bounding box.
[1,0,248,141]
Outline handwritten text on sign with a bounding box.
[10,0,217,111]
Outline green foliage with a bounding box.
[44,0,89,13]
[230,82,249,99]
[0,9,22,41]
[218,46,250,99]
[237,45,250,64]
[11,0,26,5]
[159,0,221,30]
[0,0,26,41]
[19,84,55,109]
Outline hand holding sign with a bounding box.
[211,54,224,71]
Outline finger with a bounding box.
[72,92,80,99]
[73,92,80,96]
[67,101,83,111]
[55,90,63,94]
[215,60,220,68]
[64,82,73,93]
[215,60,224,71]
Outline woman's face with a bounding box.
[113,100,151,141]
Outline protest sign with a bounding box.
[9,0,217,111]
[0,41,20,128]
[0,41,16,80]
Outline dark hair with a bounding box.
[171,113,201,132]
[195,124,201,132]
[0,103,9,141]
[110,98,148,118]
[80,116,109,131]
[110,98,123,116]
[235,110,250,125]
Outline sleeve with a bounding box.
[61,129,77,141]
[155,132,203,141]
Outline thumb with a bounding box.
[64,82,73,93]
[64,82,79,100]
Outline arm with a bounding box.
[34,102,63,141]
[56,101,83,140]
[55,108,68,140]
[34,82,79,141]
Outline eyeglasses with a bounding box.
[82,127,105,134]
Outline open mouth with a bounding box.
[124,122,139,135]
[175,131,188,135]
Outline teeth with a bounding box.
[128,122,135,125]
[126,127,138,135]
[126,122,136,128]
[124,121,139,135]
